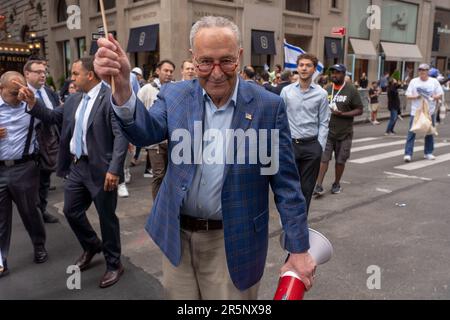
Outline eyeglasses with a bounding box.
[29,70,47,76]
[194,57,239,74]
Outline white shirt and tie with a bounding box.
[69,82,102,157]
[28,84,54,111]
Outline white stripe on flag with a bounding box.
[284,40,323,78]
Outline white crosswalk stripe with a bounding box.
[351,140,407,153]
[394,153,450,171]
[352,137,381,144]
[350,143,450,164]
[347,137,450,173]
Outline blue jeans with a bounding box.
[404,115,435,156]
[386,109,398,133]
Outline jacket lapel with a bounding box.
[70,94,83,136]
[188,81,205,159]
[87,84,106,130]
[223,79,255,181]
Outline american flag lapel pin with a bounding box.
[245,113,253,121]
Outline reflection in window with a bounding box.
[98,0,116,11]
[57,0,68,23]
[286,0,310,14]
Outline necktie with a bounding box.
[74,94,91,159]
[36,89,44,101]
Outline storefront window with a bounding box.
[380,0,418,44]
[348,0,370,39]
[77,38,86,59]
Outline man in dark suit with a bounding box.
[24,59,60,224]
[95,16,316,299]
[271,70,293,95]
[24,56,129,288]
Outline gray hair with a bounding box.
[190,16,241,50]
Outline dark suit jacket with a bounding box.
[35,86,61,171]
[29,84,128,194]
[271,81,292,96]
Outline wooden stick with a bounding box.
[99,0,115,94]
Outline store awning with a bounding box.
[127,24,159,53]
[251,30,276,55]
[324,38,343,60]
[349,38,377,60]
[381,42,423,62]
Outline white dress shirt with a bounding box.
[70,82,102,156]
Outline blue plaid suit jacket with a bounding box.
[116,78,310,290]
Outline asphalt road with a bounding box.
[2,116,450,300]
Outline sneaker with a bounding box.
[373,120,380,125]
[143,169,154,178]
[404,155,412,163]
[124,168,131,184]
[384,132,390,136]
[313,185,325,197]
[424,154,436,160]
[331,183,341,194]
[118,183,129,198]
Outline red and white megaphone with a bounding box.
[274,228,333,300]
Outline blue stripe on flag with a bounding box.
[284,63,297,69]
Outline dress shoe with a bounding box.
[0,267,9,278]
[34,246,48,264]
[42,211,59,224]
[75,244,102,271]
[49,186,56,191]
[99,264,124,288]
[0,261,9,278]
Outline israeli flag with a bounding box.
[284,39,324,80]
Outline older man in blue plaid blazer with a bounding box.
[95,16,316,299]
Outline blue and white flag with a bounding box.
[284,39,324,80]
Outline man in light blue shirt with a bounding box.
[281,53,330,214]
[0,72,47,278]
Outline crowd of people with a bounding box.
[0,15,448,300]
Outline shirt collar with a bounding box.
[85,82,102,101]
[0,95,25,109]
[27,83,42,95]
[203,77,239,109]
[295,81,316,91]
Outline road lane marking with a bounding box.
[376,188,392,193]
[384,171,432,181]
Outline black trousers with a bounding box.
[38,169,52,214]
[64,159,121,270]
[0,160,46,263]
[292,139,323,215]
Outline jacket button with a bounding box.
[181,186,187,191]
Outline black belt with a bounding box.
[0,154,37,167]
[180,215,223,232]
[72,155,89,164]
[292,136,318,144]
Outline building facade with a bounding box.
[0,0,448,86]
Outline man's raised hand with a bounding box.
[94,34,132,106]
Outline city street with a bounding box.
[1,116,450,300]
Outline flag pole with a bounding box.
[99,0,115,94]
